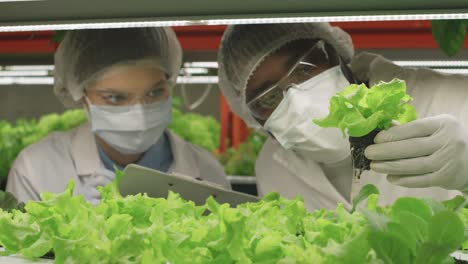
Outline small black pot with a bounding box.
[348,129,381,171]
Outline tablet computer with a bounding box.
[119,164,259,206]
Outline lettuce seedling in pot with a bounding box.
[314,79,417,176]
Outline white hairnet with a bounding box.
[218,23,354,130]
[54,27,182,107]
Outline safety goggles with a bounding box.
[246,40,338,121]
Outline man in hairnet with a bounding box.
[218,23,468,211]
[7,27,229,204]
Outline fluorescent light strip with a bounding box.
[0,70,49,77]
[393,61,468,68]
[177,76,218,84]
[203,13,468,25]
[0,76,219,85]
[0,77,54,85]
[432,68,468,75]
[0,20,194,32]
[2,13,468,32]
[3,64,217,72]
[183,62,218,68]
[181,68,209,74]
[3,65,54,71]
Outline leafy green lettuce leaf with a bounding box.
[360,192,465,264]
[313,79,417,137]
[0,191,25,212]
[431,20,468,57]
[0,182,466,263]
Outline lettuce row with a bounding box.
[1,182,467,264]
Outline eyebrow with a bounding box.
[94,80,168,94]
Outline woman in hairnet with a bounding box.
[7,27,229,204]
[218,23,468,211]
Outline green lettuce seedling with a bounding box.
[314,79,418,172]
[313,78,417,138]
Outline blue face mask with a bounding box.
[87,97,172,155]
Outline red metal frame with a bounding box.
[2,22,467,54]
[0,31,56,53]
[219,95,230,153]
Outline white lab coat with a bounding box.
[6,122,230,203]
[255,52,468,211]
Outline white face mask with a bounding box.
[264,66,351,164]
[87,98,172,155]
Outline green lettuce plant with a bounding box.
[0,181,467,264]
[313,78,417,138]
[313,79,417,172]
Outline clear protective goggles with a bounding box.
[246,40,339,121]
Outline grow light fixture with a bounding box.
[183,62,218,68]
[0,70,49,77]
[3,65,55,71]
[177,76,218,84]
[432,68,468,75]
[2,12,468,32]
[180,68,210,75]
[0,77,54,85]
[0,76,220,85]
[393,61,468,68]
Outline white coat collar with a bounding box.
[166,131,201,180]
[70,122,103,176]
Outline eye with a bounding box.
[102,94,128,105]
[293,63,318,78]
[147,88,166,98]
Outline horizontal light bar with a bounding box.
[393,60,468,68]
[0,70,49,76]
[180,68,209,74]
[432,68,468,75]
[2,12,468,32]
[0,76,219,85]
[3,65,55,71]
[0,77,54,85]
[202,13,468,25]
[177,76,219,84]
[2,64,216,73]
[183,62,218,68]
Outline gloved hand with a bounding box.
[364,114,468,192]
[81,168,116,205]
